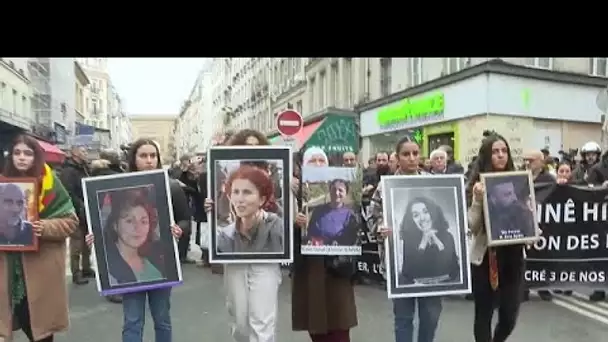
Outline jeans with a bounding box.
[224,264,282,342]
[122,288,172,342]
[393,297,442,342]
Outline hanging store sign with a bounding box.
[377,93,445,127]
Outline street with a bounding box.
[13,240,606,341]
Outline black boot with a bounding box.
[590,291,606,301]
[106,295,123,303]
[72,272,89,285]
[82,269,96,278]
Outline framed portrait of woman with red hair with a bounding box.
[207,145,293,263]
[82,169,183,296]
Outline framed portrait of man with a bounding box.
[481,170,540,247]
[382,174,472,298]
[82,170,183,296]
[0,177,39,251]
[207,145,293,264]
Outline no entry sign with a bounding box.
[276,110,303,136]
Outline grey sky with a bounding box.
[107,58,208,116]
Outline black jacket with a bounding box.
[90,159,125,177]
[169,178,191,234]
[59,157,90,230]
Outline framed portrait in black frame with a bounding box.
[82,169,183,296]
[207,145,293,264]
[382,174,472,299]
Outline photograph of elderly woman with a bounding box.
[391,187,463,288]
[300,146,362,256]
[97,186,167,286]
[213,160,286,258]
[0,179,38,250]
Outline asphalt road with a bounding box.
[10,238,606,341]
[9,265,607,342]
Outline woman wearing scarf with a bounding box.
[205,129,306,342]
[372,136,443,342]
[467,132,527,342]
[0,134,79,342]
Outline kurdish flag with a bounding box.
[38,164,75,219]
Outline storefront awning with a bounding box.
[271,114,359,153]
[36,139,66,164]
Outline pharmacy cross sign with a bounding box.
[276,110,303,137]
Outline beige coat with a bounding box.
[0,213,78,341]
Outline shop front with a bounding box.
[358,59,607,164]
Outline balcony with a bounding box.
[0,108,33,131]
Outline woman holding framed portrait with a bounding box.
[371,136,444,342]
[86,138,188,342]
[466,132,527,342]
[205,129,305,342]
[0,134,79,342]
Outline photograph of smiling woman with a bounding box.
[102,188,167,286]
[397,196,460,287]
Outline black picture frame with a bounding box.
[382,174,472,298]
[207,146,293,263]
[82,169,183,296]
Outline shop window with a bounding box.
[427,132,455,158]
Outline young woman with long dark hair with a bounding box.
[372,136,443,342]
[1,134,79,342]
[466,132,526,342]
[86,138,188,342]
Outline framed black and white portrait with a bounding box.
[481,170,540,247]
[207,146,293,263]
[382,174,471,298]
[82,170,183,296]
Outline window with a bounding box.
[444,58,468,74]
[12,89,17,114]
[409,58,422,86]
[332,63,339,106]
[380,58,392,97]
[0,82,6,108]
[21,96,27,118]
[590,58,608,77]
[296,100,303,114]
[319,72,326,107]
[524,58,552,69]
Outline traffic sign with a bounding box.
[276,110,303,137]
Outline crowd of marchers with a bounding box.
[1,126,608,342]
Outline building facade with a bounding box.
[74,60,90,126]
[107,84,132,150]
[130,114,177,165]
[174,63,213,157]
[76,58,111,130]
[200,57,608,161]
[0,58,32,133]
[357,59,608,165]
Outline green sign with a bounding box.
[306,115,358,153]
[377,93,445,126]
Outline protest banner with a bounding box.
[526,183,608,289]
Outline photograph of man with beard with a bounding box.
[0,182,36,247]
[483,173,538,245]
